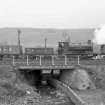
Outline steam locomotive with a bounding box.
[58,41,93,56]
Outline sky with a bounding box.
[0,0,105,28]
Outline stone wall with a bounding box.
[60,69,96,90]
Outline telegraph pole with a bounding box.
[45,37,47,48]
[17,29,22,54]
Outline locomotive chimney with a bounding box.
[87,40,92,45]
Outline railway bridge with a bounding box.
[12,55,80,69]
[0,55,83,83]
[10,55,81,80]
[0,55,105,76]
[1,54,105,75]
[8,55,80,87]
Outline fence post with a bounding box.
[27,55,29,65]
[64,55,67,65]
[52,55,55,65]
[40,56,42,66]
[13,56,15,65]
[78,56,80,65]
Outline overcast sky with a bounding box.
[0,0,105,28]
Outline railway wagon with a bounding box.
[100,44,105,55]
[25,47,54,59]
[0,45,22,59]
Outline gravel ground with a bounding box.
[0,81,71,105]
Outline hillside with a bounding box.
[0,28,94,47]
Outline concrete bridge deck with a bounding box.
[17,65,75,70]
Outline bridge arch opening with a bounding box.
[18,69,42,86]
[17,69,63,88]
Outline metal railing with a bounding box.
[0,55,105,66]
[12,55,80,66]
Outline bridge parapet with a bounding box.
[0,55,105,68]
[12,55,80,66]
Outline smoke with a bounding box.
[62,32,71,42]
[93,25,105,45]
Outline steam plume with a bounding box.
[93,25,105,45]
